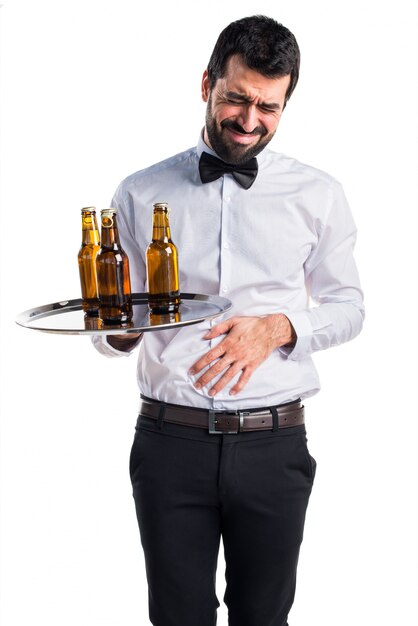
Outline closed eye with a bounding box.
[224,92,281,113]
[258,104,281,114]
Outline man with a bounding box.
[93,15,364,626]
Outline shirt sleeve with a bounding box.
[91,333,140,357]
[280,180,365,360]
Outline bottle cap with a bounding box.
[153,202,169,210]
[101,208,117,228]
[101,208,117,215]
[81,206,96,213]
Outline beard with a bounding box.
[205,97,275,165]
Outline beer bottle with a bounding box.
[96,208,133,325]
[146,202,180,313]
[83,316,103,331]
[78,207,100,316]
[149,310,181,326]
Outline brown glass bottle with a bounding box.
[83,315,103,331]
[146,202,180,313]
[96,208,133,325]
[78,207,100,316]
[149,310,181,326]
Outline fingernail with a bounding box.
[229,390,236,395]
[194,383,202,390]
[189,368,195,375]
[208,389,216,396]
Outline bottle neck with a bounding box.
[152,210,171,242]
[81,213,100,245]
[101,214,121,247]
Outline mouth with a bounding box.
[222,122,264,146]
[224,127,259,145]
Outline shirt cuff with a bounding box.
[278,311,313,360]
[91,334,135,357]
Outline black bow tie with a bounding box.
[199,151,258,189]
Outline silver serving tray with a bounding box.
[15,293,232,335]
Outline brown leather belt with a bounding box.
[139,396,304,434]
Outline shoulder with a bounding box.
[117,147,198,194]
[263,149,340,188]
[261,150,352,225]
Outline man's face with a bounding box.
[202,54,291,164]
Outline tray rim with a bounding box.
[15,292,233,335]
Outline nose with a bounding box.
[237,104,258,133]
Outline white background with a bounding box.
[1,1,417,624]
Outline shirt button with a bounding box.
[223,242,229,249]
[222,286,228,293]
[226,196,231,202]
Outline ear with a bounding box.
[201,69,210,103]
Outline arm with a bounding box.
[91,332,142,357]
[107,333,143,351]
[282,179,364,359]
[190,180,364,394]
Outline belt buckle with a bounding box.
[208,410,248,435]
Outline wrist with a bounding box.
[266,314,296,348]
[106,333,142,352]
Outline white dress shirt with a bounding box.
[92,133,364,410]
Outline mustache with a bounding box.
[221,120,267,137]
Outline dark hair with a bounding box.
[207,15,300,106]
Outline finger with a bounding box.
[207,363,243,396]
[193,356,233,389]
[189,340,231,374]
[229,365,256,396]
[203,317,236,339]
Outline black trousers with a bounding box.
[129,412,316,626]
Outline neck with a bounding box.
[152,211,171,242]
[101,227,119,247]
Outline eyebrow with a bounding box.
[225,91,282,111]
